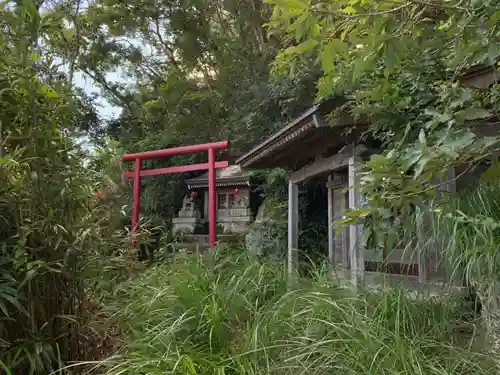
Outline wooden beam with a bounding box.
[123,141,230,161]
[327,173,347,189]
[312,113,328,128]
[288,179,299,279]
[264,126,330,166]
[264,129,318,168]
[459,67,499,89]
[241,121,315,168]
[285,128,368,170]
[124,161,229,178]
[290,145,367,183]
[439,167,457,194]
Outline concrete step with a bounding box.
[178,234,242,244]
[172,242,210,251]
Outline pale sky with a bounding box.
[74,70,122,120]
[73,37,150,120]
[41,1,122,120]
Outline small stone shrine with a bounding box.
[172,165,254,234]
[172,193,202,234]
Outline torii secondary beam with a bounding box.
[122,141,230,248]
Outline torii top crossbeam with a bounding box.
[123,141,230,248]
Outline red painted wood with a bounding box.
[131,158,141,248]
[208,147,216,248]
[123,161,229,178]
[123,141,230,249]
[122,141,230,161]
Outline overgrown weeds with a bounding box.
[428,182,500,355]
[0,33,129,372]
[97,247,496,375]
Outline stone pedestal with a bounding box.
[172,195,201,234]
[172,216,201,234]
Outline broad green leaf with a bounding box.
[294,13,309,40]
[283,39,318,56]
[266,0,308,11]
[39,85,58,99]
[418,129,427,146]
[439,147,459,159]
[445,131,476,151]
[414,155,430,178]
[471,0,490,8]
[481,161,500,183]
[487,10,500,28]
[1,293,28,316]
[0,301,9,317]
[403,149,423,169]
[321,43,335,73]
[331,39,349,54]
[463,108,491,120]
[342,6,357,13]
[321,39,348,72]
[437,18,453,30]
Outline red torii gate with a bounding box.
[122,141,230,248]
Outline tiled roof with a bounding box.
[185,165,251,188]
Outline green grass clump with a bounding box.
[100,247,495,375]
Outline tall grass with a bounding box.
[424,182,500,355]
[98,247,496,375]
[443,182,500,295]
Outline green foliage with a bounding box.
[406,182,500,351]
[40,0,322,224]
[107,65,319,222]
[252,168,288,200]
[0,0,124,372]
[99,248,495,374]
[481,162,500,183]
[433,183,500,293]
[268,0,500,250]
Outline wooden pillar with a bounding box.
[131,158,142,248]
[439,167,456,194]
[340,192,348,268]
[327,174,335,269]
[330,173,348,268]
[348,155,364,286]
[288,179,299,278]
[208,147,217,248]
[416,205,427,283]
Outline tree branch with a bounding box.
[82,68,135,115]
[153,16,181,70]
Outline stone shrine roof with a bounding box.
[185,164,251,189]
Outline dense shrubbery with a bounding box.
[95,247,495,375]
[0,3,123,371]
[1,0,499,372]
[432,182,500,354]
